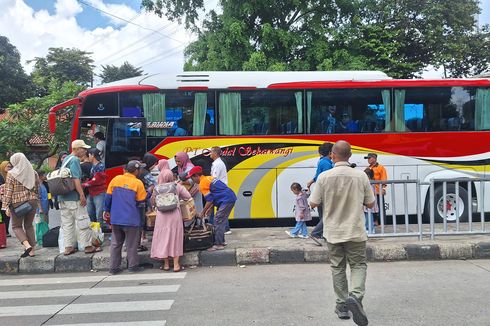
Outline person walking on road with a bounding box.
[365,153,387,225]
[1,153,39,258]
[59,140,99,255]
[306,142,333,244]
[104,160,148,275]
[150,164,191,272]
[189,166,236,252]
[310,140,375,326]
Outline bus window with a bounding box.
[397,87,476,132]
[307,89,390,134]
[219,90,303,136]
[82,93,118,116]
[106,118,146,168]
[476,88,490,130]
[79,120,108,149]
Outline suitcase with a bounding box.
[184,218,214,252]
[0,223,6,249]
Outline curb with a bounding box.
[2,242,490,274]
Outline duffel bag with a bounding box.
[47,156,75,196]
[184,218,214,252]
[42,226,60,247]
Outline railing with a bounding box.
[365,178,490,240]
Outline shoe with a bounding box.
[128,266,145,273]
[20,247,32,258]
[224,230,232,235]
[284,230,297,238]
[207,245,225,252]
[347,295,368,326]
[298,234,308,239]
[109,267,122,275]
[308,234,323,246]
[335,303,350,320]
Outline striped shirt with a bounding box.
[1,173,39,210]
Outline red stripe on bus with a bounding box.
[79,85,159,97]
[177,86,209,91]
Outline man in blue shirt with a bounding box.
[307,142,334,244]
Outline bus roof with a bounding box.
[101,71,391,89]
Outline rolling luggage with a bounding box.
[0,223,6,249]
[184,218,214,252]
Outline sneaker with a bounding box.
[224,230,232,235]
[347,295,368,326]
[108,267,122,275]
[128,266,145,273]
[284,230,297,238]
[298,234,308,239]
[335,303,350,320]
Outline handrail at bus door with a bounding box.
[49,97,82,133]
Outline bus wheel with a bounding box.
[425,184,469,223]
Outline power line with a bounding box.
[137,44,188,68]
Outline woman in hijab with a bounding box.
[175,152,203,214]
[1,153,39,257]
[0,161,13,237]
[150,167,191,272]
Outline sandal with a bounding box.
[64,247,78,256]
[20,247,32,258]
[160,265,170,271]
[207,245,225,252]
[173,266,185,272]
[84,246,102,254]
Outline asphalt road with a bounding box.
[0,260,489,326]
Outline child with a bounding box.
[37,171,50,224]
[364,168,377,234]
[285,182,311,238]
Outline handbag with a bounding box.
[12,201,33,217]
[47,156,75,196]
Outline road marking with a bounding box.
[0,300,174,317]
[51,322,166,326]
[0,272,186,286]
[0,285,180,299]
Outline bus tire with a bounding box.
[424,184,469,223]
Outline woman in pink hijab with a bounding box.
[174,152,194,175]
[174,152,203,213]
[150,168,191,272]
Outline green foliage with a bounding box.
[143,0,490,78]
[30,47,94,95]
[0,81,85,161]
[0,36,34,107]
[99,61,144,84]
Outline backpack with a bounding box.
[46,156,75,196]
[155,182,179,212]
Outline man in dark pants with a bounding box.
[104,160,147,275]
[307,142,333,244]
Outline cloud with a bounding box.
[0,0,192,83]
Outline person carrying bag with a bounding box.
[1,153,40,258]
[46,156,75,196]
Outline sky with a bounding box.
[0,0,489,84]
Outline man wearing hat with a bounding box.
[104,160,147,274]
[364,153,388,225]
[59,139,98,255]
[82,148,106,225]
[187,166,236,251]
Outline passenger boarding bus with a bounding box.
[49,71,490,224]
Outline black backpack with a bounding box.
[42,226,60,247]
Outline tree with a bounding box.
[0,80,85,164]
[143,0,490,78]
[0,36,33,107]
[99,61,144,84]
[30,47,94,95]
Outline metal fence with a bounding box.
[365,178,490,240]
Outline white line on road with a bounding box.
[0,285,180,299]
[0,300,174,317]
[51,322,166,326]
[0,272,186,286]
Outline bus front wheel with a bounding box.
[424,184,469,223]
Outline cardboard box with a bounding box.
[180,198,196,221]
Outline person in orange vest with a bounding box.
[364,153,387,225]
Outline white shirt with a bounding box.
[211,157,228,185]
[96,140,106,162]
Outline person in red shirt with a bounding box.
[82,148,106,225]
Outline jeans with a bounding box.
[87,193,105,224]
[364,212,375,234]
[209,206,230,232]
[290,221,307,237]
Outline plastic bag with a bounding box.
[90,222,104,247]
[35,214,49,246]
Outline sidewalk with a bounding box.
[1,227,490,274]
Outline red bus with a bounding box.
[49,71,490,224]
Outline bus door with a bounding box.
[105,117,147,169]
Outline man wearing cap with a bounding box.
[59,139,98,255]
[188,166,237,251]
[365,153,388,225]
[104,160,147,274]
[82,148,106,225]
